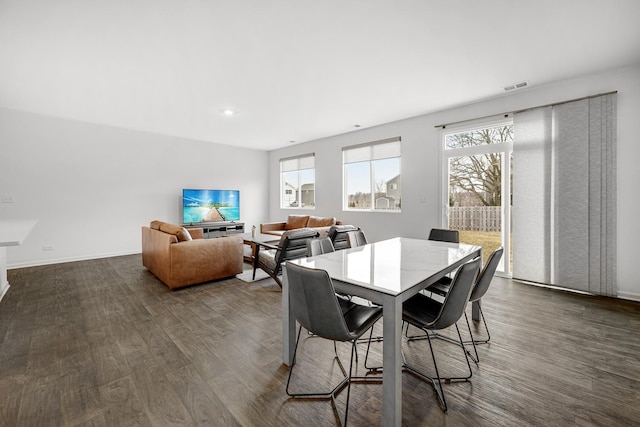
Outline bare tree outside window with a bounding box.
[447,125,512,207]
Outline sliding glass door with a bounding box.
[441,120,512,275]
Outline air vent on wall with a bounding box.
[504,81,529,91]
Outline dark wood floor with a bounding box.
[1,254,639,426]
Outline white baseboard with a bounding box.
[616,291,640,302]
[7,250,141,270]
[0,281,9,304]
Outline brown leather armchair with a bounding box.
[142,221,243,290]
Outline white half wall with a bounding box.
[268,64,640,301]
[0,108,269,267]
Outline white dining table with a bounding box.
[282,237,482,426]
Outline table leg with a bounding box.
[472,299,481,322]
[251,243,260,280]
[382,294,402,426]
[282,267,296,366]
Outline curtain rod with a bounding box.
[279,152,315,162]
[435,90,617,129]
[435,113,511,129]
[512,90,617,114]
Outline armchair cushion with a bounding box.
[285,215,310,230]
[258,249,278,272]
[157,221,193,242]
[307,215,336,228]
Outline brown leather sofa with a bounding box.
[142,220,243,290]
[260,215,341,238]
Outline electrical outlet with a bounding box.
[1,195,15,203]
[43,245,55,251]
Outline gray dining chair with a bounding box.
[328,224,359,250]
[285,262,383,426]
[346,229,368,248]
[306,236,335,257]
[422,228,460,297]
[467,246,504,344]
[424,247,504,362]
[306,236,356,315]
[400,257,481,412]
[428,228,460,243]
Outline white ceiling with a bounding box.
[1,0,639,151]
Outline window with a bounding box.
[280,153,315,209]
[343,137,401,211]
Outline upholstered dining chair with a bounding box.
[306,237,356,314]
[328,224,359,250]
[428,228,460,243]
[400,257,481,413]
[466,246,504,345]
[284,262,383,426]
[421,228,461,298]
[253,228,319,287]
[406,247,503,363]
[346,229,368,248]
[306,236,335,257]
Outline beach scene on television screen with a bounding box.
[183,189,240,223]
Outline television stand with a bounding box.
[184,221,244,239]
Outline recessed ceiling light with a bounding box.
[222,109,236,116]
[289,140,296,144]
[354,124,361,128]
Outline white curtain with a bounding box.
[512,93,617,296]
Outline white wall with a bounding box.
[0,108,270,267]
[268,64,640,301]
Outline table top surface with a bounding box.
[0,220,38,247]
[289,237,481,296]
[240,232,281,244]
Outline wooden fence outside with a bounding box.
[449,206,503,232]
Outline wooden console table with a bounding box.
[0,220,37,303]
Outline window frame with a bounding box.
[342,137,402,213]
[440,117,513,276]
[279,153,316,210]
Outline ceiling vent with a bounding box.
[504,81,529,91]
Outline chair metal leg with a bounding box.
[363,326,380,371]
[343,342,356,426]
[287,326,379,427]
[356,318,383,345]
[402,323,473,413]
[286,326,349,399]
[409,317,480,364]
[463,303,491,345]
[406,306,487,363]
[462,311,479,363]
[403,330,448,412]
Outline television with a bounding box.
[182,189,240,224]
